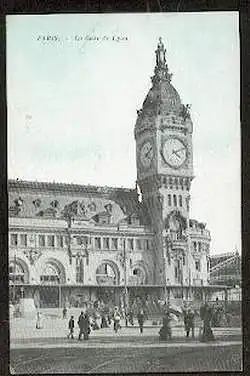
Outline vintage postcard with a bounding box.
[7,13,241,373]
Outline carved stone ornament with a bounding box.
[32,198,41,208]
[24,248,42,265]
[50,199,59,209]
[36,207,57,218]
[88,202,96,212]
[9,196,24,216]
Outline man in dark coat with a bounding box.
[200,302,215,342]
[78,311,90,341]
[67,315,74,339]
[184,307,195,338]
[137,309,145,334]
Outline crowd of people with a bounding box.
[63,305,146,340]
[35,298,224,343]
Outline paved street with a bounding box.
[11,345,242,373]
[10,316,242,373]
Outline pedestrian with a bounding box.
[159,310,172,341]
[100,313,108,328]
[127,307,134,326]
[67,315,74,339]
[184,307,195,338]
[137,309,145,334]
[113,306,121,333]
[35,311,42,329]
[78,311,91,341]
[107,310,112,325]
[63,307,67,319]
[200,302,215,342]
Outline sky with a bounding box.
[7,12,240,255]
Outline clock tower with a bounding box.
[135,38,194,286]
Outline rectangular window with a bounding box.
[38,235,45,247]
[136,239,142,250]
[95,237,101,249]
[145,239,150,250]
[20,234,27,247]
[168,194,171,206]
[111,238,118,250]
[10,234,18,246]
[175,267,178,279]
[128,238,134,250]
[173,195,177,207]
[183,256,186,266]
[195,260,201,272]
[179,195,183,207]
[103,237,110,249]
[57,236,64,248]
[47,235,55,247]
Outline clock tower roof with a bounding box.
[135,38,187,131]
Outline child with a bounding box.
[67,315,74,339]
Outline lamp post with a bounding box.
[117,226,128,321]
[58,272,62,309]
[13,252,17,304]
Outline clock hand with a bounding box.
[145,147,153,159]
[174,147,186,153]
[172,150,181,158]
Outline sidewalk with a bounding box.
[10,316,242,349]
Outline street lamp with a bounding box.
[117,226,128,321]
[58,272,62,309]
[12,252,17,304]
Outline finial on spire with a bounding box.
[155,37,166,67]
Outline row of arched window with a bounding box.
[193,241,202,252]
[162,177,190,190]
[167,194,187,208]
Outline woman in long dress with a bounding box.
[36,311,42,329]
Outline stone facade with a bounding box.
[9,38,212,308]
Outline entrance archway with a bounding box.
[9,259,29,303]
[39,259,65,308]
[96,260,120,286]
[129,262,148,286]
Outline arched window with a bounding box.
[179,195,183,207]
[96,262,118,286]
[173,194,177,207]
[132,267,146,285]
[40,263,61,284]
[9,262,25,283]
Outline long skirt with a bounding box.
[200,324,215,342]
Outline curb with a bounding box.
[11,340,242,350]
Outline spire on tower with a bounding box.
[152,37,172,83]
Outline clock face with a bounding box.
[140,141,154,168]
[162,138,187,168]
